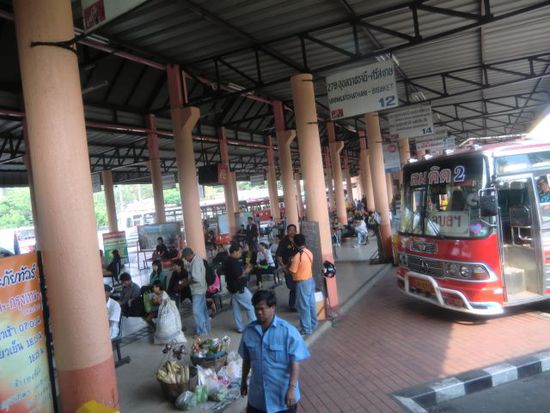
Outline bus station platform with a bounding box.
[113,238,550,412]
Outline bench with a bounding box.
[112,315,131,368]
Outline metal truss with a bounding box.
[186,0,550,105]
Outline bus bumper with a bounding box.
[397,271,504,316]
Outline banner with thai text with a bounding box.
[102,231,129,262]
[0,253,54,413]
[383,142,401,172]
[82,0,147,32]
[388,104,434,140]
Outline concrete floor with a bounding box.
[114,238,384,412]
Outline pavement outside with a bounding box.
[114,238,550,412]
[115,238,386,412]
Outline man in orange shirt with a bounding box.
[289,234,317,336]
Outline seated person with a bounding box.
[538,176,550,203]
[105,249,122,281]
[353,218,368,247]
[118,272,142,317]
[104,284,121,339]
[152,237,169,260]
[253,242,276,289]
[149,259,167,289]
[145,280,169,326]
[167,259,191,303]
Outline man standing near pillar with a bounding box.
[275,224,298,312]
[289,234,317,336]
[183,247,211,336]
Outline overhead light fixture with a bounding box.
[82,80,109,95]
[227,82,246,91]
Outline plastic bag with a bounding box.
[194,385,208,403]
[175,391,197,410]
[224,352,243,381]
[155,297,186,344]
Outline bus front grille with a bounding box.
[407,255,445,278]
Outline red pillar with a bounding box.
[267,135,281,223]
[327,122,347,224]
[365,113,392,259]
[167,64,206,258]
[273,100,299,229]
[219,127,237,234]
[102,170,118,232]
[324,148,335,213]
[343,150,353,207]
[14,0,118,410]
[147,114,166,223]
[398,138,411,189]
[295,173,305,219]
[291,73,338,306]
[359,133,375,211]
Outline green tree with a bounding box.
[0,188,33,228]
[93,192,108,229]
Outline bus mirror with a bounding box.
[479,195,498,217]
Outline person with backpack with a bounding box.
[182,247,211,336]
[223,243,257,333]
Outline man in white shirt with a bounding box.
[183,247,211,336]
[104,284,121,339]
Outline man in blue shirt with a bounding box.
[239,290,310,413]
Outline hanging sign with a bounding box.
[388,104,434,140]
[91,173,101,193]
[162,174,176,190]
[82,0,148,32]
[383,142,401,172]
[217,164,229,185]
[250,174,265,186]
[326,60,398,120]
[416,128,455,154]
[0,253,55,413]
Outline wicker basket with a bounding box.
[191,351,227,372]
[158,368,197,402]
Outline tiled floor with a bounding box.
[298,272,550,412]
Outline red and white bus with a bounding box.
[396,139,550,315]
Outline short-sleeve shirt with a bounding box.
[288,247,313,282]
[238,316,310,413]
[106,298,121,339]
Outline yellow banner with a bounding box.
[0,253,54,413]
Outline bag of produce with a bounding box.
[175,391,197,410]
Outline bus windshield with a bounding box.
[399,155,491,239]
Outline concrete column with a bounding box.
[14,0,118,410]
[273,101,299,229]
[267,135,281,223]
[101,170,118,232]
[230,171,239,212]
[327,122,347,224]
[324,148,335,213]
[417,147,426,158]
[219,127,237,234]
[291,73,338,305]
[167,64,206,258]
[398,139,410,189]
[354,175,363,201]
[359,133,375,211]
[343,150,353,206]
[386,173,394,205]
[295,173,305,219]
[147,114,166,223]
[365,113,392,259]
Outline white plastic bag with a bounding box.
[154,294,186,344]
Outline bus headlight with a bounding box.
[398,253,408,268]
[444,262,490,280]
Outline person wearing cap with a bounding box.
[104,284,121,339]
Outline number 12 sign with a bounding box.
[326,60,398,120]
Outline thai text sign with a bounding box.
[326,61,398,120]
[102,231,128,261]
[428,211,470,237]
[82,0,147,32]
[416,128,455,153]
[388,104,434,140]
[250,174,265,186]
[0,253,54,413]
[383,142,401,172]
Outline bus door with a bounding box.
[496,175,544,303]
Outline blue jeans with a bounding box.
[192,293,211,335]
[296,278,317,334]
[231,287,257,332]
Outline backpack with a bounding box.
[203,259,216,286]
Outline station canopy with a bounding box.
[0,0,549,186]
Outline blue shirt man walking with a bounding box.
[239,290,310,413]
